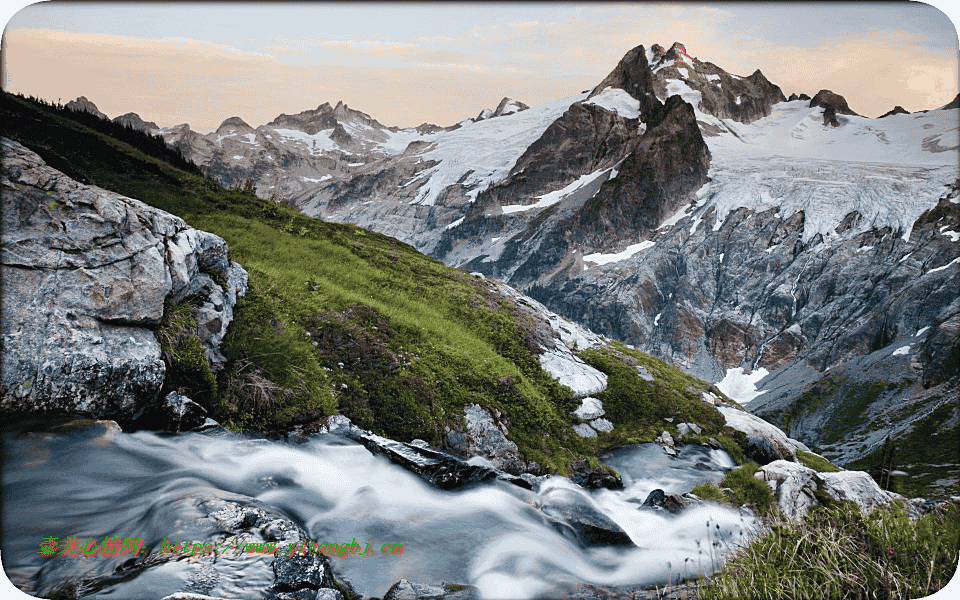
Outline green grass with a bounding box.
[690,482,728,503]
[797,449,843,473]
[721,463,774,514]
[699,500,960,600]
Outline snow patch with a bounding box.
[786,323,802,335]
[677,68,689,79]
[501,167,610,214]
[891,345,912,356]
[232,155,244,160]
[927,256,960,274]
[716,367,769,405]
[583,241,656,266]
[658,203,693,229]
[301,175,332,183]
[445,217,464,230]
[584,87,641,119]
[856,246,874,253]
[706,74,721,82]
[916,326,930,337]
[941,229,960,242]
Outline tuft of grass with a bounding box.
[721,463,774,514]
[700,500,960,600]
[690,482,728,503]
[796,449,843,473]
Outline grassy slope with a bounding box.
[1,91,743,474]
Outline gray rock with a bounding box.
[655,431,674,447]
[573,424,597,438]
[758,460,894,521]
[573,396,605,419]
[1,138,247,420]
[636,365,655,381]
[590,418,614,433]
[272,553,333,593]
[357,432,531,491]
[459,403,524,474]
[718,406,797,464]
[539,486,634,546]
[383,579,478,600]
[66,96,107,119]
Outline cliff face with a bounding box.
[1,138,247,419]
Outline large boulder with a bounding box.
[443,403,526,474]
[758,460,894,521]
[1,138,247,420]
[718,406,808,464]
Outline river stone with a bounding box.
[383,579,479,600]
[357,432,531,491]
[272,553,333,593]
[460,403,525,474]
[539,487,634,547]
[1,138,247,420]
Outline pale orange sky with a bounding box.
[3,2,958,133]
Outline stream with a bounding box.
[3,425,758,599]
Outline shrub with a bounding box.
[796,449,843,473]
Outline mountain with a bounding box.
[145,43,958,482]
[65,95,106,119]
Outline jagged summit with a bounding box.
[588,44,662,121]
[66,96,106,120]
[788,93,812,102]
[473,98,531,123]
[879,105,911,118]
[940,93,960,110]
[216,116,254,132]
[112,112,159,132]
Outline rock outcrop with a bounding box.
[113,112,160,132]
[1,138,247,420]
[809,89,859,116]
[66,96,107,119]
[879,105,910,118]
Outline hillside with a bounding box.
[1,90,754,477]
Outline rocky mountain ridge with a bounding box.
[66,42,960,474]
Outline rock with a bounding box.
[718,406,799,463]
[113,112,159,132]
[636,365,654,381]
[569,465,624,490]
[822,105,841,127]
[590,418,614,432]
[757,461,821,520]
[819,470,894,515]
[640,488,697,514]
[809,89,859,116]
[0,138,247,420]
[663,446,678,457]
[321,414,367,439]
[65,96,107,119]
[272,553,334,593]
[758,460,894,521]
[573,396,605,419]
[539,486,634,546]
[144,391,208,432]
[655,430,675,446]
[539,347,608,397]
[357,432,531,491]
[455,403,525,474]
[572,423,597,438]
[878,106,910,118]
[383,579,479,600]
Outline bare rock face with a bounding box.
[1,138,247,420]
[809,89,859,116]
[112,112,159,132]
[65,96,107,120]
[879,106,910,118]
[757,460,893,521]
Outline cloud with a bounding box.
[510,21,539,29]
[316,40,420,50]
[414,36,457,43]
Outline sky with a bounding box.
[1,1,959,133]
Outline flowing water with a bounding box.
[3,426,758,599]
